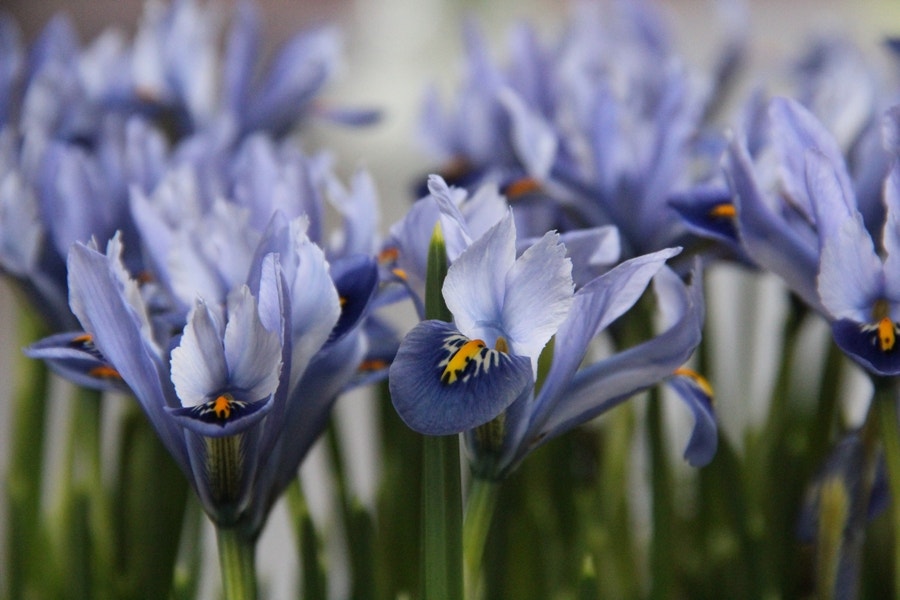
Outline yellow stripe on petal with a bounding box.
[441,339,486,384]
[674,367,714,399]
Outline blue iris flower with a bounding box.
[56,211,374,532]
[806,133,900,377]
[384,175,620,321]
[389,200,712,479]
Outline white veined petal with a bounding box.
[171,299,227,407]
[501,231,574,368]
[443,211,517,341]
[223,285,282,401]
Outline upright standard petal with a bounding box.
[171,299,228,408]
[442,211,516,344]
[501,231,573,367]
[223,285,282,400]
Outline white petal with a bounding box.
[502,231,574,368]
[223,285,282,400]
[171,299,227,407]
[443,211,516,342]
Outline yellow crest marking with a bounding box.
[213,394,233,420]
[878,317,896,351]
[441,339,487,384]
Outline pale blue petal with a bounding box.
[882,163,900,303]
[67,243,189,471]
[171,299,227,408]
[427,174,472,261]
[387,195,441,297]
[529,265,703,447]
[255,252,286,339]
[727,136,821,310]
[461,181,509,241]
[817,218,883,322]
[770,97,852,220]
[500,87,558,180]
[288,229,340,386]
[528,247,682,429]
[224,285,282,401]
[501,231,573,367]
[806,150,883,321]
[666,374,718,467]
[222,0,260,117]
[883,106,900,157]
[443,211,516,343]
[519,226,620,288]
[805,148,862,242]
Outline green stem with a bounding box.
[6,309,50,599]
[215,526,258,600]
[876,379,900,598]
[57,386,109,596]
[648,388,675,600]
[419,221,463,600]
[463,477,500,597]
[421,434,463,600]
[287,480,327,600]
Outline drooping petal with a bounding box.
[529,262,703,447]
[501,230,573,366]
[668,184,742,251]
[325,254,378,346]
[170,298,227,408]
[168,392,274,438]
[25,331,130,393]
[67,242,189,470]
[666,370,718,467]
[831,319,900,376]
[389,320,532,435]
[443,211,516,343]
[528,247,682,429]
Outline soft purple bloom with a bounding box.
[389,182,712,478]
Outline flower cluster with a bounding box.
[9,0,900,598]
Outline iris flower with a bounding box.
[805,131,900,376]
[389,204,713,479]
[418,1,744,261]
[55,212,374,533]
